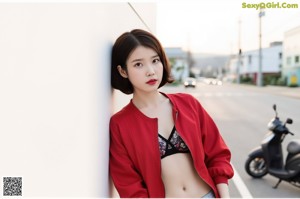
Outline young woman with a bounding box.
[109,29,234,198]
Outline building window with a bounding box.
[248,55,251,64]
[279,52,282,59]
[287,57,291,65]
[295,55,299,63]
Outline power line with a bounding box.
[127,2,152,32]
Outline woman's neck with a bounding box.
[132,90,165,110]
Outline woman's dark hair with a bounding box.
[111,29,174,94]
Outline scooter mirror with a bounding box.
[286,118,293,124]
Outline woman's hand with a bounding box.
[216,183,230,198]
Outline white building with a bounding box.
[228,42,282,84]
[0,3,156,197]
[283,26,300,86]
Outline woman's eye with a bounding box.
[134,63,143,67]
[153,58,160,63]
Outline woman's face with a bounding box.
[120,46,163,94]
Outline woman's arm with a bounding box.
[216,183,230,198]
[109,119,149,198]
[191,96,234,195]
[198,106,234,184]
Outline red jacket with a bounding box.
[109,92,234,198]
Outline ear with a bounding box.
[117,65,128,78]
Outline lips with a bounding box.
[146,79,157,85]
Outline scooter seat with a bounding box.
[287,140,300,154]
[268,168,299,180]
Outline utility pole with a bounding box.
[257,8,265,87]
[237,18,242,84]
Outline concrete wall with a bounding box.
[0,3,156,197]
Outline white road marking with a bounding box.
[232,165,253,198]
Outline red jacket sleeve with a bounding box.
[109,118,149,198]
[194,98,234,184]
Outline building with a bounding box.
[165,47,229,81]
[283,26,300,86]
[164,47,189,81]
[228,42,282,84]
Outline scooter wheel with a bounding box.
[245,156,268,178]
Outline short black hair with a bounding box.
[111,29,174,94]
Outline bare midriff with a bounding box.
[161,153,211,198]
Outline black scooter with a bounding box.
[245,104,300,188]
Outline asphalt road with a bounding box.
[161,82,300,198]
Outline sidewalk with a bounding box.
[229,83,300,99]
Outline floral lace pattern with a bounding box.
[158,127,190,159]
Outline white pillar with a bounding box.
[0,3,156,197]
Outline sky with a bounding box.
[156,0,300,55]
[0,0,299,55]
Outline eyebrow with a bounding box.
[131,55,159,63]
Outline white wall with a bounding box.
[240,45,282,74]
[0,3,156,197]
[284,26,300,68]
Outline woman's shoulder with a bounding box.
[165,92,205,111]
[110,102,133,123]
[166,92,199,104]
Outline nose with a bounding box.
[146,65,155,77]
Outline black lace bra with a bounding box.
[158,126,190,159]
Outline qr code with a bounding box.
[3,177,22,196]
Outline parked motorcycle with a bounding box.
[245,104,300,188]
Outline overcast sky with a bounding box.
[1,0,299,55]
[156,0,300,55]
